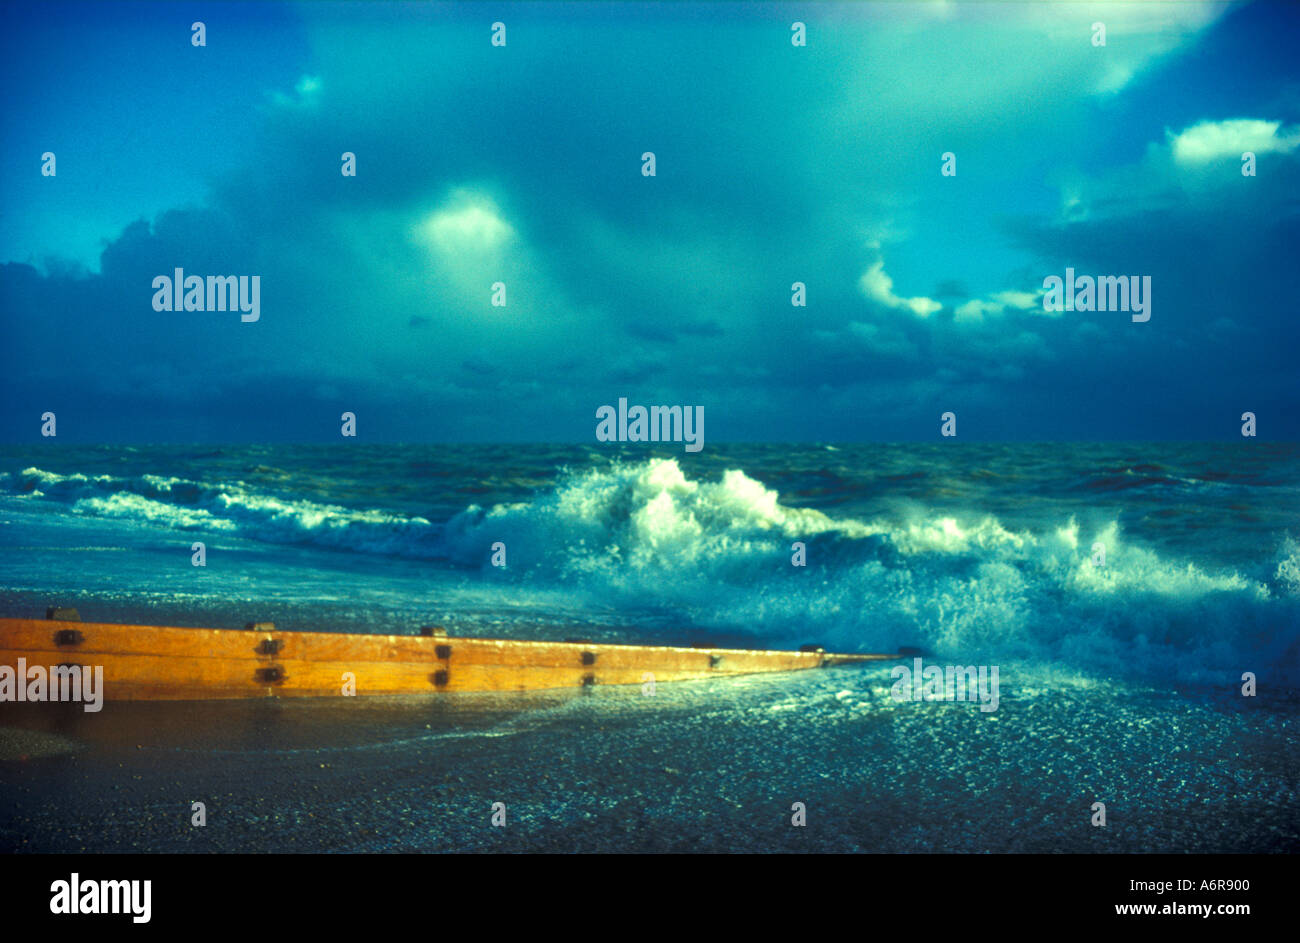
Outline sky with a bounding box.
[1,0,1297,442]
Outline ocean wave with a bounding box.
[4,460,1296,682]
[436,459,1297,681]
[4,466,443,557]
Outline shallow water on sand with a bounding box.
[2,665,1295,853]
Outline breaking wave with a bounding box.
[4,460,1297,682]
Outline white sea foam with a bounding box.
[5,459,1296,683]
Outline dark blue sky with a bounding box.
[2,0,1297,442]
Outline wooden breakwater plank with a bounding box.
[4,618,832,671]
[0,618,441,661]
[0,619,825,672]
[0,617,900,700]
[0,647,801,698]
[0,649,280,700]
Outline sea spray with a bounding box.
[2,447,1297,685]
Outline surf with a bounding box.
[3,453,1297,684]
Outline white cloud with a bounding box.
[1015,1,1234,96]
[414,191,515,256]
[859,254,1044,327]
[1168,119,1300,164]
[859,259,942,318]
[991,290,1039,309]
[953,289,1042,324]
[1049,115,1300,226]
[953,299,996,323]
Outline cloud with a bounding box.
[414,192,515,256]
[1044,113,1300,227]
[1,0,1294,442]
[953,289,1045,323]
[859,259,942,318]
[1011,0,1235,95]
[1168,118,1300,164]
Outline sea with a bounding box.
[0,442,1297,853]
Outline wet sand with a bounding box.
[2,666,1296,853]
